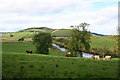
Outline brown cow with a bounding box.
[26,50,32,54]
[64,54,73,57]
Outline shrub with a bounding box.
[18,38,24,41]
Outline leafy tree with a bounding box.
[33,32,52,54]
[10,33,13,37]
[67,22,91,57]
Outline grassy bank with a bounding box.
[2,41,119,78]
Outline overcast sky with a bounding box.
[0,0,119,35]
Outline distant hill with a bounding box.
[18,27,53,33]
[18,27,109,37]
[24,27,53,30]
[0,32,11,34]
[90,32,107,36]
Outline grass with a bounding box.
[51,29,72,37]
[1,32,34,40]
[2,41,66,56]
[2,41,119,78]
[90,35,117,48]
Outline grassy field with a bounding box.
[0,29,117,49]
[1,32,34,40]
[0,31,118,49]
[51,29,72,37]
[90,35,117,49]
[2,40,119,78]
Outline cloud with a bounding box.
[0,0,118,35]
[0,0,92,15]
[46,6,117,35]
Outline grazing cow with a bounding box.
[103,56,111,60]
[92,55,100,60]
[64,54,73,57]
[26,50,32,54]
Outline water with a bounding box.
[82,52,93,58]
[52,43,66,51]
[52,43,94,58]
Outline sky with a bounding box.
[0,0,119,35]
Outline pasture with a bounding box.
[1,30,117,49]
[2,40,119,78]
[90,35,117,49]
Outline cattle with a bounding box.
[64,54,73,57]
[103,56,111,60]
[26,50,32,54]
[92,55,100,60]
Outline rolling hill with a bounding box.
[17,27,109,37]
[1,27,117,49]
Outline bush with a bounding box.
[18,38,24,41]
[10,35,13,37]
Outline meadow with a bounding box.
[90,35,117,49]
[0,29,117,49]
[2,40,119,78]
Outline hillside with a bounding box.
[1,27,119,78]
[2,41,119,78]
[51,29,72,37]
[18,27,53,33]
[0,27,117,49]
[17,27,109,37]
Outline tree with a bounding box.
[67,22,91,57]
[18,38,24,41]
[10,33,13,37]
[33,32,52,54]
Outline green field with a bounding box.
[51,29,72,37]
[1,32,34,40]
[90,35,117,49]
[2,41,119,78]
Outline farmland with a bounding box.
[2,40,119,78]
[0,28,117,49]
[1,27,119,78]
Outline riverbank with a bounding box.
[52,39,118,58]
[52,43,94,58]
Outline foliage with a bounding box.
[18,38,24,41]
[89,47,119,58]
[110,46,119,58]
[53,38,69,45]
[32,32,52,54]
[67,23,91,57]
[10,35,13,37]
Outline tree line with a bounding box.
[32,22,91,57]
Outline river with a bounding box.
[52,43,94,58]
